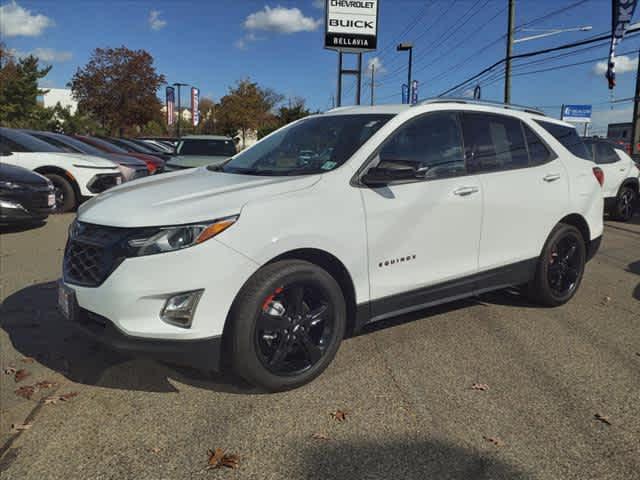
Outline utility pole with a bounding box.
[631,49,640,155]
[397,43,414,104]
[504,0,515,104]
[370,63,376,105]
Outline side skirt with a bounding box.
[354,258,537,332]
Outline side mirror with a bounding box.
[361,165,421,186]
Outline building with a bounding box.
[40,88,78,114]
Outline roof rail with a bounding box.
[415,97,546,117]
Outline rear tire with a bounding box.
[45,174,77,213]
[228,260,346,392]
[613,186,636,222]
[528,224,586,307]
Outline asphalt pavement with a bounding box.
[0,213,638,479]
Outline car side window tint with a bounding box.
[462,113,529,173]
[378,111,466,179]
[594,142,619,164]
[0,134,26,153]
[522,123,552,165]
[534,120,591,160]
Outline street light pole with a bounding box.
[504,0,515,104]
[173,82,189,138]
[397,43,414,104]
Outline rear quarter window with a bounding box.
[535,120,591,160]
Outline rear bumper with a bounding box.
[586,235,602,262]
[72,307,222,371]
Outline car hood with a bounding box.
[167,155,230,168]
[0,163,50,186]
[23,152,118,169]
[78,167,321,227]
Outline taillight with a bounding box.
[593,167,604,187]
[145,161,157,174]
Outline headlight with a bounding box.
[125,215,238,257]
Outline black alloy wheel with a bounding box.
[615,187,636,222]
[547,235,581,298]
[44,173,76,213]
[255,283,333,376]
[229,260,346,391]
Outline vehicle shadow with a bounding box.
[0,220,46,234]
[298,438,528,479]
[628,261,640,301]
[0,281,258,394]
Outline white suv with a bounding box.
[583,138,639,221]
[59,100,604,391]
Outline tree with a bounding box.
[217,79,283,147]
[0,43,52,128]
[258,97,310,138]
[69,46,165,136]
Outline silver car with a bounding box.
[165,135,237,171]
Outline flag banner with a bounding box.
[606,0,638,89]
[402,84,408,104]
[191,87,200,127]
[411,80,419,105]
[166,86,175,126]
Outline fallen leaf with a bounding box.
[35,380,56,389]
[311,432,330,441]
[15,385,36,400]
[150,447,161,454]
[3,367,17,375]
[601,296,612,305]
[207,448,240,469]
[43,396,59,405]
[21,357,35,363]
[14,369,30,383]
[330,410,348,422]
[483,436,504,447]
[10,423,32,432]
[59,392,79,401]
[472,383,489,391]
[595,413,612,426]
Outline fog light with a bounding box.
[160,290,203,328]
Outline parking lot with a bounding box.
[0,214,638,479]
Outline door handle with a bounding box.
[543,173,561,182]
[453,186,479,196]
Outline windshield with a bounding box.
[47,134,106,156]
[77,136,129,154]
[216,114,393,176]
[0,128,61,153]
[178,139,237,156]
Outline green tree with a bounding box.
[69,46,165,136]
[217,79,283,147]
[0,44,52,128]
[258,97,310,139]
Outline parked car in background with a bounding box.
[24,131,149,182]
[584,137,640,221]
[0,128,122,212]
[74,135,164,174]
[0,163,55,224]
[104,137,172,163]
[59,100,603,391]
[165,135,237,170]
[129,138,175,155]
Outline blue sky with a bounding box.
[2,0,640,134]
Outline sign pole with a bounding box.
[504,0,515,104]
[560,104,565,121]
[337,52,343,107]
[631,48,640,154]
[356,53,362,105]
[370,63,375,106]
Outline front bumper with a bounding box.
[71,306,222,370]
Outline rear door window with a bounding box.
[535,120,591,160]
[594,142,620,164]
[462,113,529,173]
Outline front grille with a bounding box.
[63,222,128,287]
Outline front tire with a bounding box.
[45,173,77,213]
[228,260,346,392]
[613,186,636,222]
[528,224,586,307]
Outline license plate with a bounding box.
[48,193,56,207]
[116,177,122,185]
[57,282,76,321]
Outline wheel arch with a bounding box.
[34,166,82,201]
[559,213,591,249]
[620,177,639,194]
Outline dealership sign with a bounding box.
[562,105,592,123]
[191,87,200,127]
[324,0,379,52]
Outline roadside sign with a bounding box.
[410,80,419,105]
[562,104,592,123]
[166,86,175,126]
[324,0,379,52]
[191,87,200,127]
